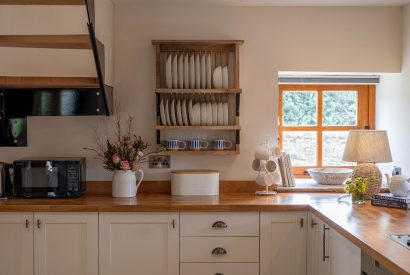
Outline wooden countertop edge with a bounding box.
[309,206,408,275]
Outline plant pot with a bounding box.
[351,192,365,205]
[112,169,144,198]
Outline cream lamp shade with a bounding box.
[342,130,392,163]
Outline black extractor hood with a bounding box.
[0,0,113,147]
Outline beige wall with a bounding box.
[111,4,402,181]
[0,4,403,181]
[377,4,410,176]
[0,2,114,84]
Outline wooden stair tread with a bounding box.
[0,0,85,5]
[0,35,91,50]
[0,76,100,88]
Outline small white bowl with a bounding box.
[307,168,353,185]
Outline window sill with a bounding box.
[277,178,389,193]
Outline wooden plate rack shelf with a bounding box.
[152,40,243,155]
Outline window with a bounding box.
[278,84,375,177]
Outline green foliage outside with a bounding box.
[283,90,357,126]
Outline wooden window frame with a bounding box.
[278,84,376,177]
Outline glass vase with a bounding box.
[351,192,365,204]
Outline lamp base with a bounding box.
[352,163,382,199]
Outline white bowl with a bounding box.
[307,168,353,185]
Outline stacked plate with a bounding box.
[159,95,229,126]
[165,52,229,89]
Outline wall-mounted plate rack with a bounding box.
[152,40,243,155]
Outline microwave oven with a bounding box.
[13,158,86,198]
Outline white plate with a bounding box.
[212,102,218,126]
[195,54,201,89]
[200,102,207,126]
[160,99,167,125]
[188,99,194,125]
[170,99,177,126]
[182,99,189,126]
[212,66,223,89]
[189,54,195,89]
[206,54,212,89]
[172,54,178,89]
[193,103,201,126]
[222,66,229,89]
[200,54,206,89]
[223,102,229,125]
[178,54,184,89]
[176,99,183,126]
[206,102,212,126]
[165,54,172,88]
[165,99,171,126]
[217,102,223,126]
[184,54,189,89]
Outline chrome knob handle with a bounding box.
[212,221,227,229]
[212,247,227,256]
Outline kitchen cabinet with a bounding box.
[0,212,97,275]
[330,229,360,275]
[308,213,360,275]
[260,212,308,275]
[34,212,98,275]
[0,212,33,275]
[180,212,259,275]
[99,212,179,275]
[308,213,330,275]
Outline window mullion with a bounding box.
[317,89,323,168]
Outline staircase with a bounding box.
[0,0,114,146]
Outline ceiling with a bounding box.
[113,0,410,6]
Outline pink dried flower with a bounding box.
[112,153,121,164]
[132,160,141,170]
[120,160,130,170]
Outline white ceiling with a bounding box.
[113,0,410,6]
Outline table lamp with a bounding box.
[342,130,392,198]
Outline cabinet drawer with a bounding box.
[180,237,259,263]
[180,212,259,236]
[181,263,259,275]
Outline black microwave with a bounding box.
[13,158,86,198]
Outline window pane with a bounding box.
[322,91,358,126]
[322,131,356,166]
[282,131,317,166]
[283,91,317,126]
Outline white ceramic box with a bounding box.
[171,170,219,195]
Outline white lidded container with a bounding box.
[171,170,219,196]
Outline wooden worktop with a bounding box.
[0,192,409,274]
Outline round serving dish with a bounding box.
[307,168,353,185]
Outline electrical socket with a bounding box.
[149,155,171,169]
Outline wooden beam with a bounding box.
[0,76,99,88]
[0,35,91,49]
[0,0,85,5]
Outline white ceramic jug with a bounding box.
[385,174,410,197]
[112,170,144,198]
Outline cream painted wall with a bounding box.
[0,4,403,181]
[110,4,402,181]
[377,4,410,176]
[0,2,114,84]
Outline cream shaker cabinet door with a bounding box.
[330,229,361,275]
[260,212,307,275]
[33,212,98,275]
[0,212,33,275]
[99,212,179,275]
